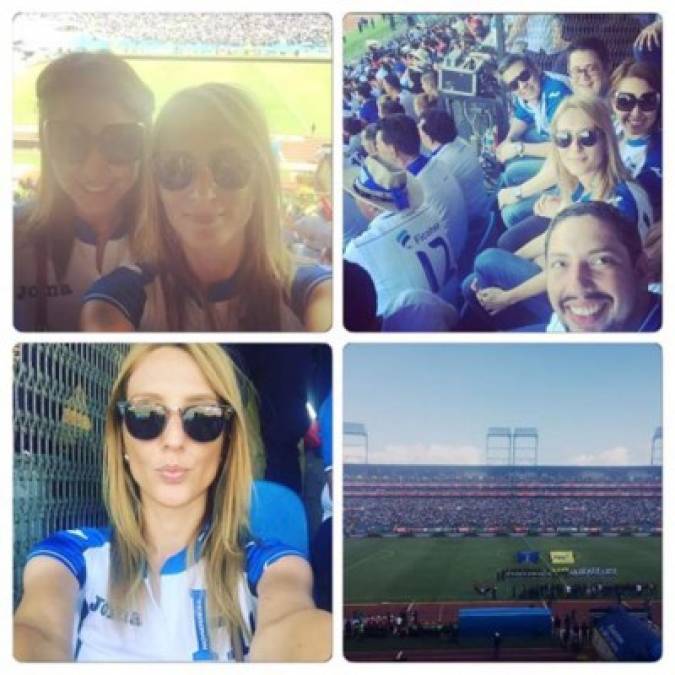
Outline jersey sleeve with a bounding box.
[83,265,152,328]
[290,264,332,321]
[26,528,109,589]
[245,538,307,595]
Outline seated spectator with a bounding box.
[382,73,416,118]
[498,36,611,230]
[418,108,490,236]
[610,58,662,221]
[463,95,653,330]
[356,81,379,126]
[544,202,661,332]
[495,54,572,189]
[420,69,440,99]
[343,157,458,327]
[378,95,405,118]
[377,114,468,259]
[413,92,439,119]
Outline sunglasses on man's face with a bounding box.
[506,68,532,91]
[117,401,234,442]
[44,120,144,165]
[614,91,660,113]
[153,150,252,192]
[553,128,601,149]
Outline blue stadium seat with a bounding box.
[250,479,309,555]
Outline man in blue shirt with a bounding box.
[496,54,572,187]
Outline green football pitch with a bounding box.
[345,536,662,603]
[13,58,331,138]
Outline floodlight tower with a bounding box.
[344,422,369,465]
[651,426,662,466]
[513,427,539,465]
[486,427,512,465]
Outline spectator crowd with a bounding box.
[343,13,662,332]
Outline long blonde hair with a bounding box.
[16,52,153,280]
[550,95,631,202]
[103,344,254,639]
[133,83,292,331]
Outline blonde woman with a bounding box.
[14,344,330,661]
[14,51,154,331]
[462,95,652,329]
[81,84,331,332]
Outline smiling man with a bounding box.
[544,202,661,332]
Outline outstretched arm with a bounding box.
[14,557,79,661]
[249,555,331,662]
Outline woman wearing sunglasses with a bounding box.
[14,52,153,331]
[611,59,662,222]
[462,95,652,330]
[14,344,330,661]
[81,84,331,332]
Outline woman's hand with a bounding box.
[476,287,513,315]
[533,193,561,218]
[250,555,331,662]
[634,20,662,52]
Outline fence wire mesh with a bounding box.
[13,343,129,607]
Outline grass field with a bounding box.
[343,16,403,63]
[345,536,662,603]
[13,58,331,138]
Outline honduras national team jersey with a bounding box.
[27,526,304,661]
[618,129,662,221]
[571,179,653,240]
[512,72,571,137]
[344,202,457,316]
[14,207,131,331]
[84,262,331,331]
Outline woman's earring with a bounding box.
[124,453,130,462]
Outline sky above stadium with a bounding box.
[344,344,661,466]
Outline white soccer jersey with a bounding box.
[344,203,456,316]
[27,527,304,661]
[14,223,131,332]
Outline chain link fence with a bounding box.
[13,343,129,607]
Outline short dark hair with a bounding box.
[356,82,372,99]
[567,36,610,70]
[418,108,457,144]
[380,98,405,117]
[545,201,643,265]
[378,114,420,157]
[383,73,402,91]
[498,53,538,78]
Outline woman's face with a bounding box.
[122,347,225,513]
[613,76,659,139]
[45,92,141,224]
[554,108,605,181]
[155,121,254,255]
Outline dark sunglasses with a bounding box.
[506,68,532,91]
[553,128,601,149]
[117,401,234,442]
[614,91,660,113]
[153,150,252,192]
[44,120,144,165]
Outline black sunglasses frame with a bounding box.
[117,400,234,443]
[553,128,602,150]
[507,68,533,92]
[43,120,145,166]
[613,91,660,113]
[153,150,253,192]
